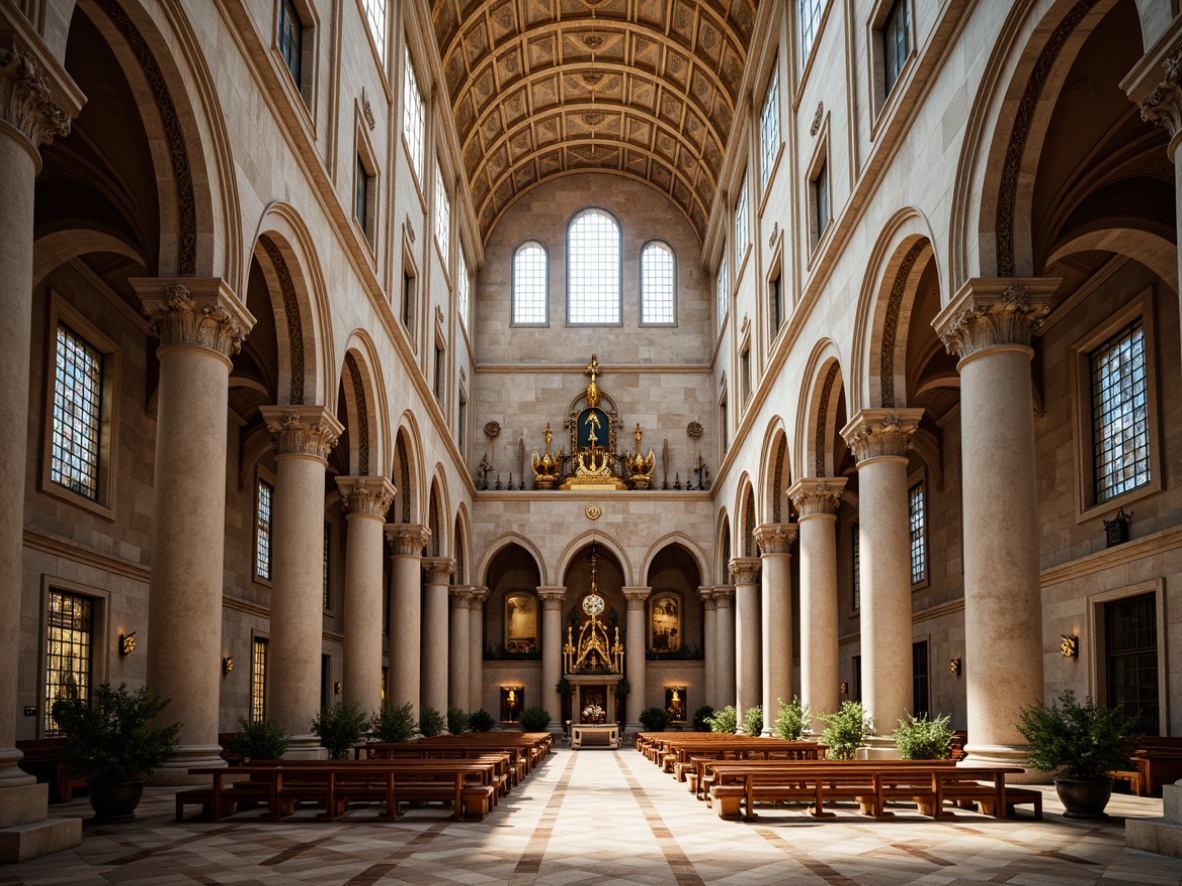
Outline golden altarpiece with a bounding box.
[562,550,625,748]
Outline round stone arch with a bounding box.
[757,418,792,526]
[553,531,634,589]
[427,470,451,558]
[795,339,847,481]
[639,532,709,587]
[391,416,425,527]
[338,332,389,478]
[713,510,731,585]
[453,503,472,585]
[732,474,758,559]
[477,533,549,588]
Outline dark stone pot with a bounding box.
[88,778,146,823]
[1054,776,1114,819]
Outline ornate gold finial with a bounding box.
[585,353,601,407]
[531,422,561,489]
[625,423,655,489]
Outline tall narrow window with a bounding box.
[512,241,548,325]
[716,250,728,331]
[567,209,621,324]
[908,481,926,585]
[851,654,862,704]
[851,523,860,611]
[251,637,269,722]
[813,160,830,240]
[434,162,451,267]
[759,69,780,192]
[320,654,332,710]
[322,522,331,610]
[256,479,274,580]
[277,0,303,87]
[740,347,752,404]
[457,393,467,453]
[44,590,94,735]
[361,0,387,63]
[1105,593,1158,734]
[640,241,675,324]
[457,254,470,329]
[769,271,783,336]
[402,268,416,332]
[1091,319,1149,503]
[912,641,929,718]
[883,0,911,96]
[403,46,425,183]
[720,395,729,455]
[800,0,823,63]
[51,324,103,500]
[434,343,445,401]
[354,156,371,241]
[734,174,749,261]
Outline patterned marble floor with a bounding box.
[3,746,1181,886]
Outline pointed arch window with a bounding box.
[640,241,675,325]
[567,208,621,325]
[512,240,548,325]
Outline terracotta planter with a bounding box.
[1054,776,1114,819]
[88,778,146,823]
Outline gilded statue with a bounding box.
[584,353,601,407]
[531,423,561,489]
[625,423,655,489]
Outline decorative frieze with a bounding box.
[840,408,924,464]
[1141,50,1182,144]
[136,279,255,358]
[788,477,847,519]
[537,587,567,610]
[753,523,797,555]
[421,557,456,584]
[728,557,761,584]
[335,476,395,518]
[934,279,1059,362]
[384,523,431,556]
[261,405,343,461]
[0,48,71,150]
[622,587,652,610]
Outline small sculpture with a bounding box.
[532,424,561,489]
[624,424,655,489]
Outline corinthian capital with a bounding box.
[622,587,652,610]
[422,557,456,584]
[1141,50,1182,148]
[469,586,490,607]
[840,408,924,464]
[449,586,474,609]
[335,476,396,518]
[753,523,797,555]
[934,279,1059,362]
[385,523,430,556]
[536,587,567,610]
[788,477,848,519]
[0,48,71,152]
[133,278,255,359]
[261,405,343,460]
[728,557,761,584]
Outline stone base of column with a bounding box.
[148,744,227,785]
[284,735,329,760]
[1126,783,1182,858]
[961,743,1052,784]
[0,782,81,863]
[856,735,902,760]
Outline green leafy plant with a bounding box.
[639,707,670,732]
[771,697,811,741]
[818,701,873,760]
[419,705,446,737]
[893,712,954,760]
[615,679,631,699]
[311,701,368,759]
[1016,690,1141,779]
[469,709,495,733]
[233,716,289,760]
[555,679,573,697]
[692,705,715,732]
[742,704,764,736]
[448,707,470,734]
[705,705,737,734]
[369,701,416,743]
[518,706,551,732]
[51,682,180,782]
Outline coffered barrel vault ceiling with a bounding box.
[430,0,758,243]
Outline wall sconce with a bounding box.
[949,658,962,677]
[222,656,234,675]
[1060,634,1079,659]
[334,681,343,696]
[119,632,136,657]
[839,681,848,695]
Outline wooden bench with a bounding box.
[978,786,1043,820]
[16,738,88,802]
[1111,738,1182,797]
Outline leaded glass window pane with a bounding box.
[51,323,103,500]
[908,481,925,584]
[640,242,675,324]
[362,0,386,62]
[434,162,450,267]
[716,248,728,330]
[513,241,548,324]
[851,523,860,611]
[884,0,910,96]
[567,209,621,324]
[760,70,780,192]
[403,47,425,183]
[800,0,823,63]
[1091,320,1150,503]
[278,0,302,86]
[256,479,273,580]
[252,637,269,722]
[44,590,94,736]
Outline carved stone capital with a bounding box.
[536,587,567,610]
[0,47,71,152]
[335,476,395,518]
[469,586,490,607]
[261,405,343,461]
[421,557,456,584]
[699,587,718,611]
[449,586,474,609]
[384,523,431,556]
[728,557,761,585]
[753,523,797,555]
[840,408,925,465]
[934,278,1059,362]
[134,278,255,359]
[622,587,652,610]
[1141,49,1182,151]
[712,586,735,608]
[788,477,848,519]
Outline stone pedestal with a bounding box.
[537,587,566,731]
[420,558,455,721]
[622,587,651,730]
[336,476,395,715]
[935,279,1058,773]
[469,587,488,712]
[699,588,717,710]
[713,587,736,713]
[448,587,472,717]
[789,478,846,734]
[754,525,797,735]
[385,524,430,717]
[729,559,761,726]
[1127,781,1182,858]
[262,406,342,758]
[840,409,924,737]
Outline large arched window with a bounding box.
[512,240,548,325]
[640,241,675,325]
[567,208,621,324]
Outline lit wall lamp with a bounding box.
[119,632,136,657]
[334,681,342,696]
[222,656,234,675]
[1060,634,1079,659]
[949,658,962,677]
[839,681,848,695]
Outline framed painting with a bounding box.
[649,592,680,653]
[505,592,538,653]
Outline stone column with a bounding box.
[754,524,797,735]
[0,38,82,861]
[420,557,455,721]
[713,586,736,714]
[335,476,395,715]
[935,280,1058,770]
[261,406,343,757]
[469,587,488,712]
[622,587,651,730]
[384,524,430,717]
[699,588,717,711]
[840,409,924,742]
[448,586,472,717]
[788,478,846,734]
[1139,51,1182,326]
[537,587,566,731]
[729,559,762,726]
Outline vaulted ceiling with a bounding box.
[430,0,758,243]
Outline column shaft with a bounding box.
[623,588,650,729]
[730,560,761,724]
[420,558,455,719]
[538,588,566,730]
[699,589,717,712]
[469,588,488,712]
[755,525,797,735]
[713,588,736,714]
[385,525,430,718]
[449,588,471,716]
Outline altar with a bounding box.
[570,723,620,749]
[563,549,627,750]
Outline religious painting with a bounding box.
[576,406,611,450]
[665,686,687,723]
[505,592,538,653]
[649,593,680,653]
[500,686,524,722]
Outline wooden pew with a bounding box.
[16,738,88,802]
[1111,738,1182,797]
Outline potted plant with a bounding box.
[518,706,551,732]
[369,701,416,743]
[771,697,811,741]
[893,712,953,760]
[311,701,368,759]
[448,707,470,734]
[419,705,446,737]
[1016,690,1141,818]
[233,716,289,761]
[705,705,737,734]
[639,707,670,732]
[692,705,714,732]
[51,682,180,822]
[469,709,495,733]
[818,701,873,760]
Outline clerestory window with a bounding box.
[640,241,675,325]
[512,240,548,325]
[567,209,621,324]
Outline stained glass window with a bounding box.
[1091,319,1150,503]
[44,590,94,736]
[51,324,103,500]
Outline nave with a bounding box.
[2,748,1174,886]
